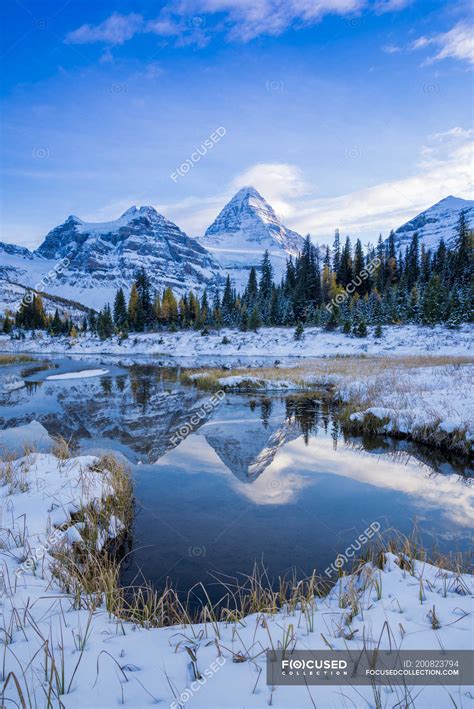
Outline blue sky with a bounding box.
[1,0,473,248]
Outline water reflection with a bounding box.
[0,359,472,598]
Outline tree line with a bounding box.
[4,211,472,339]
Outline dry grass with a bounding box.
[0,354,37,366]
[183,356,473,455]
[0,445,36,493]
[51,435,74,461]
[183,355,473,390]
[1,462,471,709]
[51,493,471,631]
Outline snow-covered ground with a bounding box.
[0,441,472,708]
[326,363,474,442]
[0,324,472,360]
[186,360,474,451]
[343,363,474,445]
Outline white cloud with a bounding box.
[65,0,412,47]
[374,0,412,13]
[178,0,365,41]
[381,44,401,54]
[413,21,474,66]
[288,128,473,242]
[65,13,143,45]
[231,163,308,219]
[412,36,429,50]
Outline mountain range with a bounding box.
[0,190,472,316]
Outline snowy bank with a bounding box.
[46,367,109,380]
[0,447,472,707]
[0,323,472,361]
[340,363,473,453]
[186,359,473,454]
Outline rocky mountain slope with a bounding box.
[0,207,223,312]
[34,206,223,308]
[199,186,305,289]
[393,195,473,250]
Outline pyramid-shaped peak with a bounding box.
[234,185,265,199]
[231,186,272,208]
[65,215,83,224]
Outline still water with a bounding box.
[1,357,472,601]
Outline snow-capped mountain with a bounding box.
[34,206,223,307]
[393,196,474,250]
[0,278,92,322]
[0,241,96,319]
[0,207,223,312]
[199,186,305,289]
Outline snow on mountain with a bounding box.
[0,278,93,322]
[0,242,93,320]
[198,186,305,290]
[393,196,474,250]
[32,206,223,308]
[0,241,37,285]
[0,207,224,313]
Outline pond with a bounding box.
[0,356,472,603]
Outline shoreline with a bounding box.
[0,323,472,361]
[0,447,472,707]
[182,357,474,457]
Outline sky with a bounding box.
[1,0,473,249]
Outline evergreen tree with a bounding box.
[221,275,235,325]
[353,239,365,293]
[332,229,341,275]
[249,305,261,332]
[338,237,353,287]
[51,308,63,336]
[200,289,209,325]
[294,321,304,340]
[422,275,446,325]
[239,306,249,331]
[135,269,154,328]
[212,290,222,331]
[353,314,367,337]
[453,210,472,286]
[2,315,12,334]
[113,288,128,330]
[258,250,273,324]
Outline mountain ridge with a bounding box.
[0,191,471,315]
[392,195,474,250]
[198,186,306,289]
